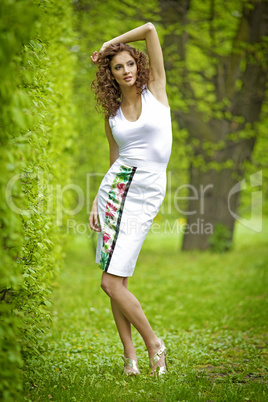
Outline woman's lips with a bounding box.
[124,76,132,81]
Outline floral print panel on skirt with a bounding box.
[99,165,136,272]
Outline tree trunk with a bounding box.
[181,162,248,250]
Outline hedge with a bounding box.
[0,0,78,399]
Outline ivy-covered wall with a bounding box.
[0,0,77,399]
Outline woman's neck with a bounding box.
[120,85,140,106]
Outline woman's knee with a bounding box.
[101,273,122,298]
[101,276,111,296]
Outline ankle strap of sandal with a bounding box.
[149,342,167,367]
[122,356,139,372]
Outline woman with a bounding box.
[89,23,172,376]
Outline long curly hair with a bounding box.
[91,43,149,119]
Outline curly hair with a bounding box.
[91,43,149,119]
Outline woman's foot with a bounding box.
[122,356,140,376]
[149,338,167,376]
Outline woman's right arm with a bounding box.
[105,118,119,167]
[89,120,119,232]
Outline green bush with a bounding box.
[0,0,77,399]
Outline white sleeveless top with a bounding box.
[109,87,172,164]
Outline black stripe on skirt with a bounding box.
[104,166,137,272]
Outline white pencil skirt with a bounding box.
[95,156,167,277]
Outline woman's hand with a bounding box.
[90,42,111,64]
[89,197,101,232]
[90,51,99,64]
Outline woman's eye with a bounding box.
[129,62,134,66]
[115,66,121,70]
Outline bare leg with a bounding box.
[110,278,139,374]
[110,278,137,360]
[101,272,164,368]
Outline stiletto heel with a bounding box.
[122,356,140,376]
[149,339,167,376]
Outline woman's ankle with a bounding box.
[123,347,137,361]
[146,337,162,358]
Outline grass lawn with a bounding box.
[23,219,268,401]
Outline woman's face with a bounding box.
[110,51,137,88]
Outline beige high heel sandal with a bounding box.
[149,339,168,376]
[122,356,140,376]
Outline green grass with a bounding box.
[23,219,268,401]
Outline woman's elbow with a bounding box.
[146,22,156,32]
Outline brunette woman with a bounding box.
[89,23,172,376]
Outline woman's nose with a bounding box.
[123,65,129,74]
